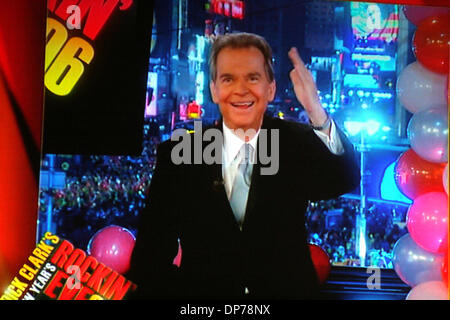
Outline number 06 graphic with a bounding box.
[45,18,94,96]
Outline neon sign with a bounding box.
[187,101,202,119]
[45,0,134,96]
[209,0,245,20]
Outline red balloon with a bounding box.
[88,225,136,274]
[442,251,448,287]
[413,15,450,74]
[403,5,450,26]
[173,240,182,268]
[308,244,331,285]
[407,192,448,254]
[395,149,446,200]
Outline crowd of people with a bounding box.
[38,120,409,266]
[38,126,161,249]
[306,198,408,267]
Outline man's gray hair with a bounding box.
[209,32,275,83]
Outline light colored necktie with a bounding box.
[229,143,253,229]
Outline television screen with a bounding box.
[351,2,399,53]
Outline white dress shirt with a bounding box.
[222,119,344,200]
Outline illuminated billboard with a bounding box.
[351,2,399,53]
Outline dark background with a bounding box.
[42,0,154,156]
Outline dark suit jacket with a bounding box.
[127,115,360,300]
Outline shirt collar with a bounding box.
[223,122,259,164]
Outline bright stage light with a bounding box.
[344,120,380,137]
[344,121,363,136]
[365,120,380,136]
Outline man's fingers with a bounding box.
[288,47,301,66]
[289,69,301,86]
[288,48,321,112]
[288,47,307,70]
[288,47,310,81]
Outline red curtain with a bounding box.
[0,0,46,287]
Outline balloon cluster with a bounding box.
[393,5,449,300]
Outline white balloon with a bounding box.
[406,281,448,300]
[397,62,448,114]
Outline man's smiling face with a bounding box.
[210,46,276,132]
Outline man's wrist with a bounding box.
[309,111,331,131]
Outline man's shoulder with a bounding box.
[263,115,312,136]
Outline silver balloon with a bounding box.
[393,233,444,287]
[407,106,448,163]
[396,62,448,114]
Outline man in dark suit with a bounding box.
[127,33,360,299]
